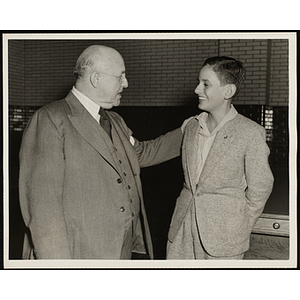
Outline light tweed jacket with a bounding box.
[168,113,274,257]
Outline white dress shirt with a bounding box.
[72,86,100,122]
[71,86,135,146]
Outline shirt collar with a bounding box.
[196,105,238,137]
[72,86,100,121]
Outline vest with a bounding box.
[109,124,147,257]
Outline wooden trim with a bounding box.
[251,213,289,237]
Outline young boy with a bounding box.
[167,56,274,259]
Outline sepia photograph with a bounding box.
[2,32,297,269]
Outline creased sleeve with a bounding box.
[19,108,71,259]
[133,128,183,168]
[245,127,274,230]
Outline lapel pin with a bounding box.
[224,135,228,139]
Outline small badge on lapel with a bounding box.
[224,135,228,139]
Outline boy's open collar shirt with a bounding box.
[194,105,238,184]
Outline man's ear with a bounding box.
[90,71,100,88]
[224,84,237,100]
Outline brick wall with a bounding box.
[269,39,289,106]
[219,39,269,105]
[8,39,289,107]
[8,39,290,168]
[8,40,25,106]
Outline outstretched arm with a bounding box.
[133,127,183,168]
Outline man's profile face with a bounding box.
[95,54,128,109]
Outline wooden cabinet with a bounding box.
[244,213,289,260]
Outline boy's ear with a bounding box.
[224,84,237,100]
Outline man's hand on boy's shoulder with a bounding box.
[181,116,196,133]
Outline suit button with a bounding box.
[119,160,122,164]
[123,172,127,176]
[130,199,133,203]
[132,212,135,217]
[117,178,122,184]
[120,206,125,212]
[128,185,131,189]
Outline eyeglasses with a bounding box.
[97,71,127,82]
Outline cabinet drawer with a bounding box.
[252,213,289,237]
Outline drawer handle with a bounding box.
[273,222,280,229]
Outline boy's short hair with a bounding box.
[202,56,246,98]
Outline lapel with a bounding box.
[198,117,237,186]
[185,118,201,194]
[65,92,121,176]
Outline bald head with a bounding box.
[73,45,124,80]
[73,45,128,108]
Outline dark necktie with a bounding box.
[99,107,112,140]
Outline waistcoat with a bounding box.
[109,124,146,255]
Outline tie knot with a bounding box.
[98,107,112,140]
[99,107,107,119]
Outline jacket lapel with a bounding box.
[199,119,236,186]
[65,92,120,175]
[185,118,201,194]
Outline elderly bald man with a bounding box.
[19,45,183,260]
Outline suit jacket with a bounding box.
[168,113,274,257]
[19,91,182,259]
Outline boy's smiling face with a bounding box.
[194,65,229,114]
